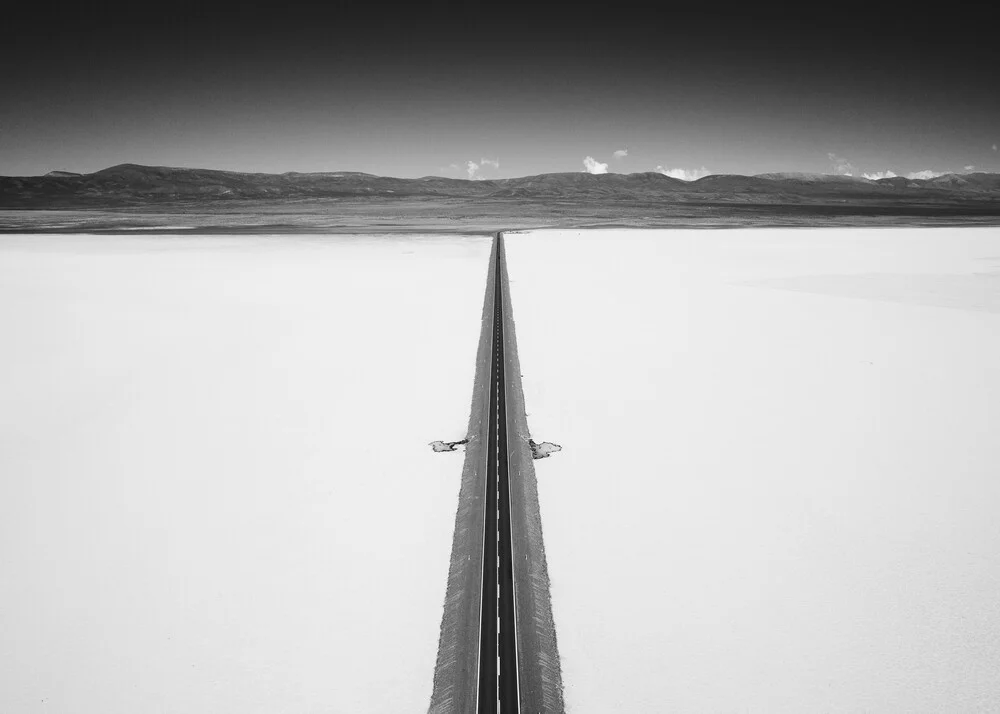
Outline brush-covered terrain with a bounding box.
[3,164,999,231]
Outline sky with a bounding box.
[3,2,999,179]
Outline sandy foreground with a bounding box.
[0,234,491,714]
[504,227,1000,713]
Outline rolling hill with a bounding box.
[3,164,999,208]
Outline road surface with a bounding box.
[429,234,564,714]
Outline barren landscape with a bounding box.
[3,225,999,713]
[5,2,999,712]
[3,165,1000,234]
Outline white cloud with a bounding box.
[464,158,499,179]
[993,144,998,152]
[862,170,897,180]
[907,170,948,180]
[612,148,628,159]
[583,156,608,174]
[964,165,976,171]
[655,166,711,181]
[827,152,855,176]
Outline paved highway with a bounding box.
[428,233,563,714]
[477,239,521,713]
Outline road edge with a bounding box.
[499,233,566,713]
[427,238,497,714]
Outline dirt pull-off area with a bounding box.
[530,440,562,459]
[429,439,468,452]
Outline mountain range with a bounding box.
[3,164,1000,209]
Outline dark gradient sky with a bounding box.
[4,2,999,178]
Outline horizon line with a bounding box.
[9,163,999,183]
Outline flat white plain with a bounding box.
[505,227,1000,713]
[3,227,999,713]
[0,234,491,714]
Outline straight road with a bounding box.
[477,238,520,713]
[428,233,563,714]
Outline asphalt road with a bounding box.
[429,234,563,714]
[476,237,521,712]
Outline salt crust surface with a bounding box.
[0,233,491,714]
[505,227,1000,714]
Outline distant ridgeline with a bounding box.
[2,164,1000,210]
